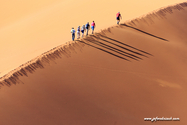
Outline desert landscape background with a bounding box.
[0,0,186,77]
[0,0,187,125]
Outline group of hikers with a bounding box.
[70,12,122,41]
[71,21,96,41]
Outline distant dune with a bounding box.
[0,1,187,125]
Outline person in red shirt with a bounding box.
[91,21,96,34]
[116,12,122,24]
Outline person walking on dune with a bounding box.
[77,26,80,39]
[116,12,122,24]
[85,22,90,36]
[71,27,76,41]
[91,21,96,34]
[81,25,86,38]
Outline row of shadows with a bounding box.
[77,34,153,61]
[0,41,85,88]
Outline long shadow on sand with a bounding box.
[98,35,153,56]
[78,40,130,61]
[77,34,152,62]
[0,33,153,87]
[120,24,169,41]
[0,34,153,88]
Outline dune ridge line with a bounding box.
[125,1,187,26]
[0,1,187,88]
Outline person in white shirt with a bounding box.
[77,26,80,39]
[71,27,76,41]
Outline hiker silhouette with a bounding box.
[85,22,90,36]
[116,12,122,24]
[91,21,96,34]
[70,27,76,41]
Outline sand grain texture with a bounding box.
[0,1,187,125]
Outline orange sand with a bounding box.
[0,1,187,125]
[0,0,185,77]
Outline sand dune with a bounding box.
[0,0,185,77]
[1,1,187,125]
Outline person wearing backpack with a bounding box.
[70,27,76,41]
[91,21,96,34]
[81,25,86,38]
[77,26,80,39]
[116,12,122,24]
[85,22,90,36]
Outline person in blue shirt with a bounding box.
[85,22,90,36]
[81,25,86,38]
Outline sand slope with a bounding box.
[0,0,185,77]
[0,2,187,125]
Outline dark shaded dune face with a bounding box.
[1,3,187,125]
